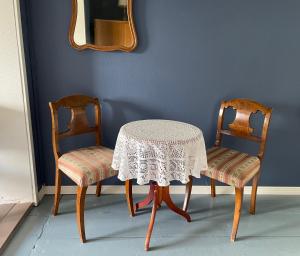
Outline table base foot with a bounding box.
[163,186,191,222]
[144,182,191,250]
[135,183,155,212]
[144,187,158,251]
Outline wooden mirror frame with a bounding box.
[69,0,138,52]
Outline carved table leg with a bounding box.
[144,185,159,251]
[162,186,191,222]
[157,186,163,208]
[144,184,191,250]
[125,180,135,217]
[183,176,193,212]
[135,182,155,211]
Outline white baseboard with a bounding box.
[37,185,300,202]
[36,186,47,205]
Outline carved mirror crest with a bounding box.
[69,0,137,52]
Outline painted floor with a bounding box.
[3,194,300,256]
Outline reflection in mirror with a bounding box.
[70,0,137,52]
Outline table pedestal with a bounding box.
[134,182,191,251]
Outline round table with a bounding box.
[112,119,207,250]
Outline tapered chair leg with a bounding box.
[249,173,260,215]
[231,187,244,242]
[76,186,88,243]
[210,178,216,197]
[145,186,159,251]
[96,181,101,197]
[183,176,193,212]
[125,180,135,217]
[52,168,62,216]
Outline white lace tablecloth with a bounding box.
[112,120,208,186]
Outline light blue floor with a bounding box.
[3,194,300,256]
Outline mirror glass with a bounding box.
[70,0,137,51]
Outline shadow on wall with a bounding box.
[256,101,300,186]
[264,101,300,153]
[101,99,162,147]
[133,0,148,54]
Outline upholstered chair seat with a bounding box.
[201,147,260,188]
[49,95,122,243]
[183,98,272,242]
[58,146,117,187]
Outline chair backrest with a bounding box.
[215,98,272,160]
[49,95,102,162]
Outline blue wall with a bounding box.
[22,0,300,187]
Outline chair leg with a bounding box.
[231,187,244,242]
[210,178,216,197]
[76,186,88,243]
[183,176,193,212]
[249,173,260,215]
[96,181,101,197]
[52,168,62,216]
[125,180,135,217]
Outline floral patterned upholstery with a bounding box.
[58,146,118,187]
[201,147,261,188]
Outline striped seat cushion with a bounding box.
[58,146,118,187]
[201,147,260,188]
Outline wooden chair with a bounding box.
[49,95,118,243]
[184,98,272,241]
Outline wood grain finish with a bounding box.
[49,95,101,143]
[96,181,101,197]
[231,187,244,242]
[49,95,102,162]
[210,178,216,198]
[0,205,15,222]
[249,172,260,215]
[49,94,112,242]
[144,186,159,251]
[217,99,271,240]
[138,182,191,250]
[76,186,87,243]
[136,183,191,221]
[135,183,155,211]
[162,186,191,222]
[52,168,62,216]
[215,98,272,160]
[125,180,135,217]
[94,19,133,47]
[69,0,137,52]
[184,98,272,240]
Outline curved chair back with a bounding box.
[215,98,272,160]
[49,95,102,162]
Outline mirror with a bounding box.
[69,0,137,52]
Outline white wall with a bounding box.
[0,0,37,204]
